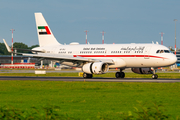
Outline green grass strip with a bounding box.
[0,81,180,119]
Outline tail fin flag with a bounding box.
[35,13,60,47]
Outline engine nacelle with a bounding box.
[131,68,153,74]
[82,62,109,74]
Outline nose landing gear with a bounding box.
[152,74,158,79]
[151,68,158,79]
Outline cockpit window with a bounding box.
[164,50,170,53]
[160,50,164,53]
[156,50,170,53]
[156,50,160,53]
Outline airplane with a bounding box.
[3,12,177,79]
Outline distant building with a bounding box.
[0,55,51,66]
[174,52,180,66]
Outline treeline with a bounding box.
[0,42,39,55]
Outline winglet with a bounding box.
[3,39,12,53]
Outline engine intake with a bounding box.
[82,62,109,74]
[131,68,153,74]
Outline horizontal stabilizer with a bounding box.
[14,48,44,53]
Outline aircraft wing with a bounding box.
[22,53,114,64]
[3,39,114,64]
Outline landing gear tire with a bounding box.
[121,72,125,78]
[152,74,158,79]
[88,74,93,78]
[115,72,120,78]
[83,73,93,78]
[115,72,125,78]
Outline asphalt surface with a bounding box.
[0,76,180,83]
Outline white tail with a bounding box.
[34,13,60,47]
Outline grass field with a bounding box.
[0,80,180,119]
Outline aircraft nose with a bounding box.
[169,54,177,65]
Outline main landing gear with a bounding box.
[83,73,93,78]
[152,68,158,79]
[115,68,158,79]
[115,69,125,78]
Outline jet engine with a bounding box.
[82,62,109,74]
[131,68,153,74]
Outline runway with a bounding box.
[0,76,180,83]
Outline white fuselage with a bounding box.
[33,43,177,68]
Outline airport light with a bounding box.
[174,19,177,55]
[100,31,106,44]
[159,32,164,45]
[10,29,15,64]
[84,30,89,44]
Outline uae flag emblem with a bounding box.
[38,26,51,35]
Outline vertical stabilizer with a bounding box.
[35,13,60,47]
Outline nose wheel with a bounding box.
[152,74,158,79]
[115,72,125,78]
[151,67,158,79]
